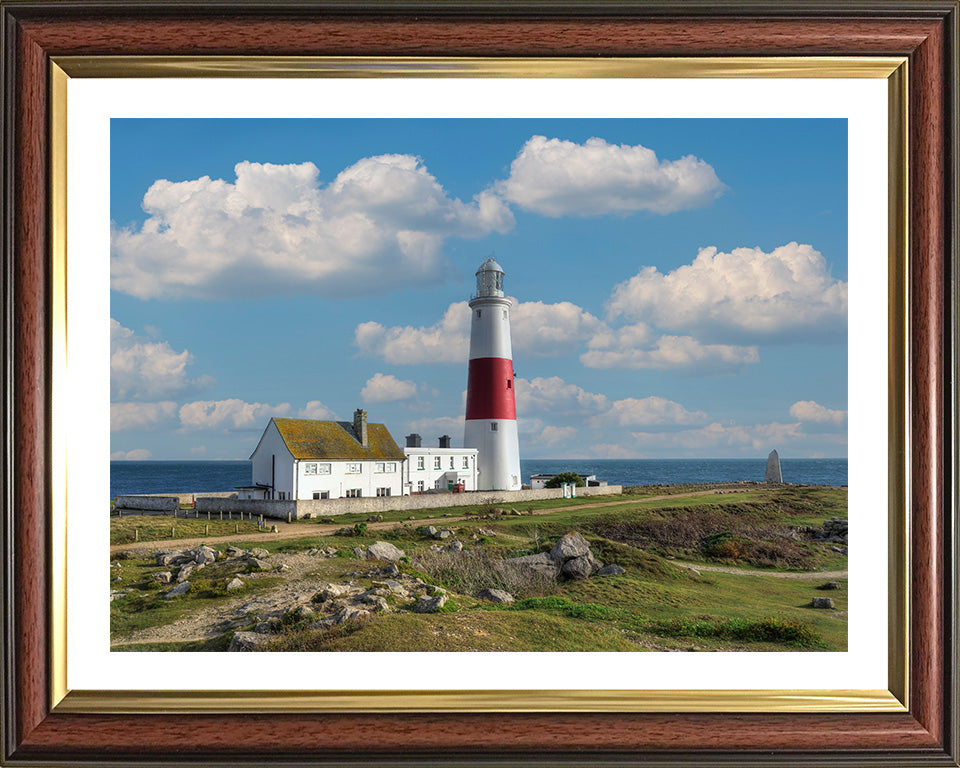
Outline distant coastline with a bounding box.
[110,458,848,498]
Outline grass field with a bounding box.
[109,484,848,652]
[111,515,266,545]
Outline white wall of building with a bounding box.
[294,459,403,500]
[403,447,478,493]
[250,421,296,499]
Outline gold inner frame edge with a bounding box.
[49,55,910,714]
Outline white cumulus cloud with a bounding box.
[631,421,806,452]
[581,333,759,372]
[361,373,419,403]
[789,400,847,424]
[405,415,465,442]
[607,396,708,426]
[111,319,212,401]
[356,298,601,365]
[296,400,337,420]
[515,376,609,417]
[496,135,725,217]
[111,401,178,432]
[179,399,292,431]
[111,157,514,300]
[607,242,847,342]
[110,448,152,461]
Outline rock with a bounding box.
[434,529,453,540]
[368,514,384,522]
[561,552,601,580]
[596,564,626,577]
[226,546,246,558]
[226,577,245,591]
[164,581,191,599]
[248,548,269,559]
[313,583,353,602]
[325,547,339,556]
[114,550,135,560]
[155,550,183,567]
[818,581,842,590]
[446,540,464,553]
[550,532,591,562]
[109,590,126,601]
[177,563,197,582]
[829,546,849,556]
[412,595,447,613]
[276,563,291,572]
[812,597,835,609]
[478,529,497,537]
[153,571,173,584]
[507,552,560,579]
[246,557,270,571]
[379,563,400,578]
[193,546,217,565]
[476,588,514,604]
[333,606,370,625]
[352,546,366,559]
[228,631,272,652]
[368,597,391,613]
[375,579,409,597]
[365,541,405,563]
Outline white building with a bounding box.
[403,434,479,494]
[530,473,601,490]
[242,410,405,500]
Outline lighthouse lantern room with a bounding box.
[463,258,522,491]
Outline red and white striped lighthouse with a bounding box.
[464,258,521,491]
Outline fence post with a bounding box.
[207,511,211,520]
[287,511,291,523]
[134,528,139,542]
[235,523,239,533]
[171,526,175,538]
[204,524,208,536]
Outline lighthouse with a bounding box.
[463,258,522,491]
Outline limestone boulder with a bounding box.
[226,546,246,558]
[596,564,626,577]
[248,548,270,559]
[507,552,560,579]
[550,532,591,562]
[246,557,270,571]
[812,597,835,609]
[153,571,173,584]
[164,581,191,599]
[226,577,245,591]
[365,541,405,563]
[476,588,514,604]
[561,551,601,580]
[155,551,183,567]
[228,631,272,652]
[193,546,217,565]
[412,595,447,613]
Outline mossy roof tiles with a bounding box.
[271,418,405,461]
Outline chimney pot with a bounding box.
[439,435,451,448]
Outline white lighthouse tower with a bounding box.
[463,258,522,491]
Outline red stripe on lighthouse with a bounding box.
[465,357,516,420]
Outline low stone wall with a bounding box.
[115,495,179,513]
[194,485,622,520]
[195,498,297,521]
[133,491,238,505]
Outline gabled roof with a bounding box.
[270,418,406,461]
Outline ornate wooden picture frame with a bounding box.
[2,2,957,765]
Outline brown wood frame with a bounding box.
[1,2,957,765]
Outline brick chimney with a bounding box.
[353,408,368,447]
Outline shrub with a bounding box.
[414,549,558,599]
[545,472,585,488]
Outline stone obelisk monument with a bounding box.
[764,449,783,484]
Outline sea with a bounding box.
[110,458,847,499]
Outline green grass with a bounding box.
[112,635,233,652]
[111,515,265,545]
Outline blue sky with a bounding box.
[109,118,848,461]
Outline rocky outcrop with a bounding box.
[228,631,273,651]
[476,588,514,604]
[596,564,626,577]
[164,581,191,599]
[811,597,835,609]
[507,532,611,582]
[413,595,447,613]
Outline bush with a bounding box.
[414,549,558,599]
[545,472,585,488]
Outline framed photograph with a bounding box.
[2,1,957,766]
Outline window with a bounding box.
[417,480,424,492]
[476,309,481,318]
[503,309,507,319]
[278,491,286,500]
[312,492,321,500]
[375,462,385,473]
[303,462,317,475]
[462,456,469,469]
[434,456,441,470]
[449,456,455,469]
[376,487,391,497]
[417,456,425,470]
[491,422,499,432]
[317,463,331,474]
[385,462,396,472]
[345,462,361,473]
[506,379,512,389]
[320,491,329,499]
[345,489,362,498]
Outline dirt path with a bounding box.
[670,561,848,580]
[110,489,722,555]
